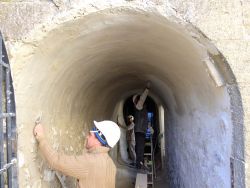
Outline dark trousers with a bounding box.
[135,132,146,168]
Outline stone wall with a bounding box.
[168,1,250,186]
[0,0,249,187]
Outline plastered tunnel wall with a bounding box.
[4,6,244,188]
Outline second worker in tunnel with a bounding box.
[133,81,151,172]
[117,115,136,165]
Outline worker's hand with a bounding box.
[33,123,45,142]
[146,81,151,89]
[117,116,119,125]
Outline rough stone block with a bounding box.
[0,2,57,40]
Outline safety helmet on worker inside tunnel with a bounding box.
[127,115,134,121]
[93,120,121,148]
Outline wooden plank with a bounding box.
[135,173,147,188]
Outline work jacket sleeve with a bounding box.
[117,119,127,129]
[135,88,149,110]
[118,123,127,129]
[39,139,88,179]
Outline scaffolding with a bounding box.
[0,32,18,188]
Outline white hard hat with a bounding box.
[93,120,121,148]
[127,115,134,121]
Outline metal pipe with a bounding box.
[0,31,17,188]
[0,158,17,175]
[0,61,9,69]
[6,68,13,187]
[0,32,5,188]
[0,113,15,119]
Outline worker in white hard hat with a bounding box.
[33,120,120,188]
[133,81,151,172]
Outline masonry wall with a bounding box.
[0,0,249,187]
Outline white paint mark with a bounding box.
[203,57,225,87]
[18,151,25,168]
[43,169,55,182]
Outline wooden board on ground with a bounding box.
[135,173,147,188]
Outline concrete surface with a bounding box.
[0,0,248,188]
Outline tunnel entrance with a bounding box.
[11,8,244,188]
[123,95,164,176]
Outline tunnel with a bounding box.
[12,8,244,188]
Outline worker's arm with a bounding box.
[135,87,149,110]
[34,124,88,179]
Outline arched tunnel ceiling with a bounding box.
[11,8,236,188]
[14,10,224,120]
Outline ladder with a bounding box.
[144,136,154,188]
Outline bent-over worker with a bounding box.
[117,115,136,165]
